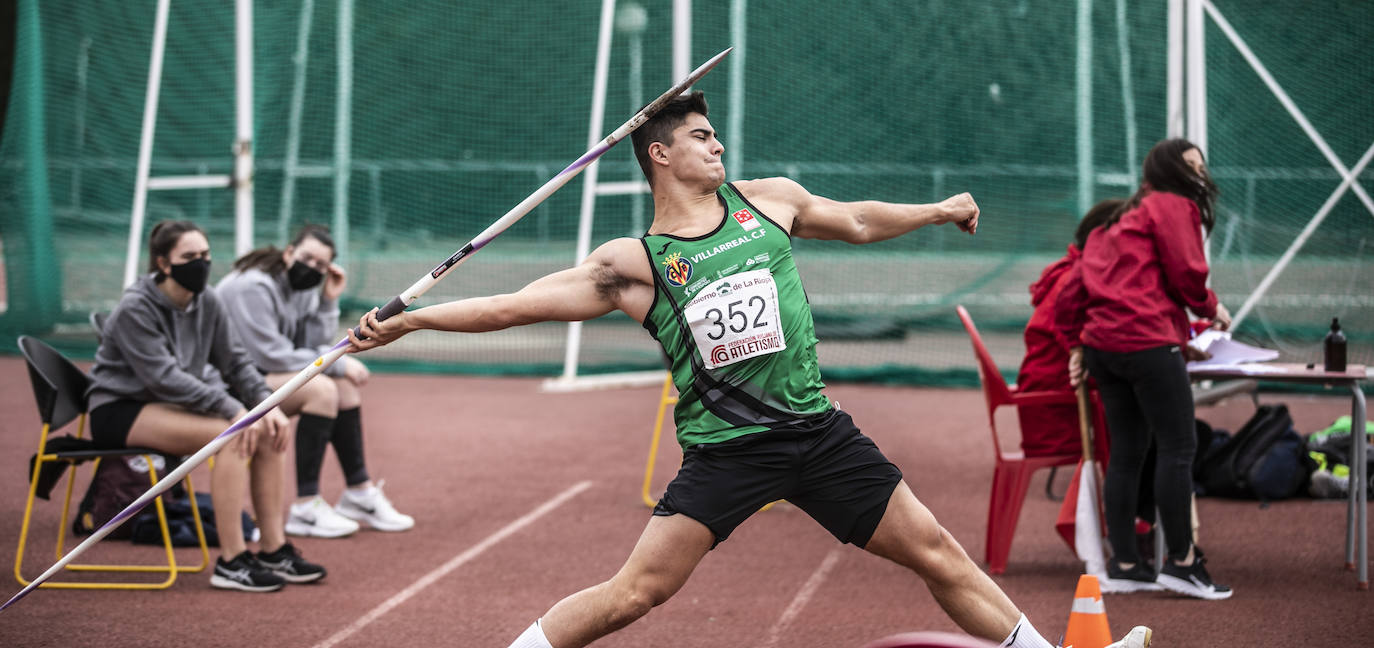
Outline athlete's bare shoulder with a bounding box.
[733,177,812,231]
[585,236,656,320]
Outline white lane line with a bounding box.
[310,480,595,648]
[761,546,844,648]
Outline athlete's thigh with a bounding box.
[611,513,715,599]
[125,403,232,457]
[862,481,949,570]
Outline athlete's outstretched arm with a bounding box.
[347,239,645,351]
[741,177,979,244]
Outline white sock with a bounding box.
[508,620,554,648]
[999,614,1056,648]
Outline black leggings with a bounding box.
[1084,344,1196,563]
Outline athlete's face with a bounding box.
[662,113,725,187]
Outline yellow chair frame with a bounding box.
[15,336,209,590]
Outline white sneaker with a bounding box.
[1104,626,1153,648]
[335,480,415,532]
[285,495,360,538]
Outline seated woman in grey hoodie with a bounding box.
[217,225,413,539]
[87,220,327,592]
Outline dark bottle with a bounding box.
[1323,317,1347,372]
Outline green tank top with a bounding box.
[641,182,831,448]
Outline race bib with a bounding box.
[683,268,787,369]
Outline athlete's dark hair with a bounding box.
[146,220,205,279]
[1075,198,1125,250]
[1106,138,1219,233]
[232,224,336,274]
[631,90,710,187]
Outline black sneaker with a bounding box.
[1103,560,1163,593]
[257,542,327,584]
[211,551,285,592]
[1157,553,1232,600]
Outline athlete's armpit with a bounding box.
[591,262,632,303]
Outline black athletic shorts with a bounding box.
[654,408,903,548]
[89,399,147,450]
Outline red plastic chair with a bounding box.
[955,305,1084,574]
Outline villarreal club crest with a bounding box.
[662,252,693,287]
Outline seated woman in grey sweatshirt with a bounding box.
[216,224,413,539]
[87,220,327,593]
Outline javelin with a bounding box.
[2,46,732,611]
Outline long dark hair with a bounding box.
[146,220,205,279]
[1075,198,1125,250]
[232,224,336,274]
[1107,138,1219,233]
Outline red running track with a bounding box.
[0,357,1369,647]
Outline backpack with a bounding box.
[73,456,256,546]
[1195,404,1315,502]
[129,491,258,548]
[72,455,164,540]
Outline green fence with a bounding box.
[2,0,1369,384]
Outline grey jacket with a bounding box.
[214,267,346,378]
[87,275,272,420]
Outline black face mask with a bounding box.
[287,260,324,291]
[168,257,211,294]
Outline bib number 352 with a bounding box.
[684,269,787,369]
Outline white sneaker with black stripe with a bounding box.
[210,551,285,592]
[286,495,360,538]
[335,481,414,532]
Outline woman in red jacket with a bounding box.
[1016,198,1121,459]
[1056,138,1232,600]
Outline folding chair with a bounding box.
[14,336,209,590]
[955,306,1089,574]
[640,372,680,507]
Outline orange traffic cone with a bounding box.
[1063,574,1112,648]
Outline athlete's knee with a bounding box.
[299,375,340,414]
[605,577,672,625]
[333,375,362,408]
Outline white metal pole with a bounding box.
[673,0,691,82]
[234,0,255,257]
[73,38,92,209]
[726,0,746,181]
[333,0,355,264]
[124,0,172,288]
[1115,0,1137,179]
[1185,0,1209,268]
[278,0,316,245]
[621,2,648,234]
[1075,0,1094,216]
[560,0,619,381]
[1166,0,1184,138]
[1185,0,1206,155]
